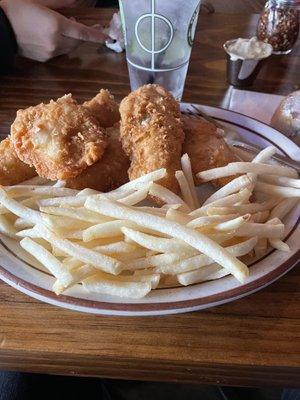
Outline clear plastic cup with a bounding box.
[119,0,201,100]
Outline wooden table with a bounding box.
[0,9,299,388]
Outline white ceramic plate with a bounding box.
[0,104,299,316]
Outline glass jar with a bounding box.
[257,0,299,54]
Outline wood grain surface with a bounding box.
[0,9,299,387]
[209,0,266,13]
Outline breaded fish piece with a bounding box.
[83,89,120,128]
[66,124,130,192]
[119,84,184,194]
[182,115,239,187]
[0,137,36,185]
[11,94,107,181]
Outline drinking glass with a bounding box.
[119,0,201,100]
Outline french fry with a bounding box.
[269,238,290,252]
[259,174,300,188]
[255,181,300,198]
[206,232,237,243]
[245,147,277,187]
[126,253,187,271]
[181,153,200,209]
[40,206,109,223]
[265,218,290,252]
[76,188,99,196]
[35,224,123,275]
[110,168,167,195]
[190,188,253,218]
[86,198,249,282]
[175,170,195,210]
[197,162,298,182]
[207,199,278,216]
[51,245,69,258]
[149,183,190,211]
[16,227,41,239]
[121,227,196,255]
[205,268,229,281]
[20,237,73,286]
[156,237,257,275]
[166,208,192,224]
[38,194,94,208]
[83,220,139,242]
[187,214,239,228]
[14,217,34,230]
[109,248,148,262]
[53,180,66,188]
[137,273,160,289]
[0,188,46,225]
[42,214,92,235]
[82,272,152,299]
[252,146,277,163]
[53,264,96,295]
[0,196,39,216]
[0,214,17,237]
[178,263,222,286]
[130,270,161,289]
[20,197,41,210]
[6,186,78,198]
[203,175,254,206]
[119,187,149,206]
[235,221,284,238]
[214,215,250,231]
[79,236,124,248]
[63,257,83,270]
[94,241,140,254]
[64,230,83,240]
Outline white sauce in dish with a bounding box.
[225,37,273,61]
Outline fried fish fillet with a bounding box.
[83,89,120,128]
[119,84,184,194]
[0,137,36,185]
[182,115,239,187]
[11,94,107,181]
[67,90,129,191]
[66,123,129,192]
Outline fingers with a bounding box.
[61,19,108,43]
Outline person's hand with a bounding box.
[0,0,108,62]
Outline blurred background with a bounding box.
[94,0,267,13]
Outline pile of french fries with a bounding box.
[0,146,299,299]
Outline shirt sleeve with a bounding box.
[0,6,17,72]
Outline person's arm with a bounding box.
[0,0,108,65]
[0,5,17,71]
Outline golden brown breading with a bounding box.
[65,123,130,192]
[0,137,36,185]
[83,89,120,128]
[182,115,239,187]
[119,84,184,194]
[11,94,107,181]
